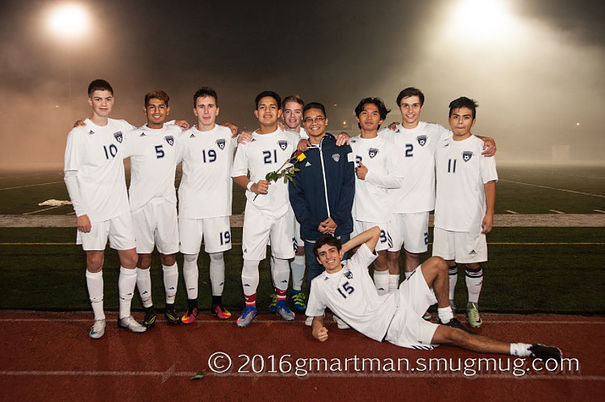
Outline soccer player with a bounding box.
[122,90,183,328]
[231,91,299,327]
[178,87,236,323]
[432,97,497,328]
[64,79,146,338]
[307,227,562,363]
[349,98,402,295]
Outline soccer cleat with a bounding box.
[289,290,307,313]
[181,307,198,324]
[275,301,295,321]
[529,344,562,362]
[333,315,350,329]
[164,305,181,325]
[118,316,147,333]
[439,317,475,335]
[268,293,277,313]
[466,302,482,328]
[212,304,232,320]
[143,306,157,329]
[237,306,258,328]
[89,319,106,339]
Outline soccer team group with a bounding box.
[63,79,561,361]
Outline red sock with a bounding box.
[244,293,256,307]
[276,288,287,301]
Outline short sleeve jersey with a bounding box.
[306,244,398,342]
[64,118,133,222]
[123,124,184,212]
[380,122,451,213]
[178,125,235,219]
[434,135,498,232]
[231,129,299,218]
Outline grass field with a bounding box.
[0,165,603,314]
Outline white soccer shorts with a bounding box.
[388,211,429,254]
[131,199,179,255]
[77,211,136,251]
[432,227,488,264]
[242,203,295,261]
[353,220,392,252]
[179,216,232,254]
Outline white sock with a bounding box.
[510,343,532,357]
[271,257,290,292]
[183,253,199,300]
[465,267,483,304]
[209,252,225,297]
[291,255,305,291]
[162,263,178,304]
[136,268,153,308]
[404,271,413,280]
[373,270,389,295]
[449,265,458,301]
[118,266,137,319]
[438,306,454,323]
[86,270,105,320]
[241,259,260,296]
[389,274,400,292]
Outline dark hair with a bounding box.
[87,79,113,96]
[313,234,342,258]
[303,102,327,117]
[396,87,424,107]
[193,87,218,107]
[144,90,169,107]
[255,91,281,109]
[282,95,304,108]
[354,97,390,128]
[448,97,478,119]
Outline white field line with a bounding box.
[549,209,565,214]
[506,210,519,214]
[0,181,63,191]
[500,179,605,199]
[23,205,66,215]
[595,209,605,214]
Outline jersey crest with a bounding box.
[344,270,353,279]
[417,135,427,146]
[113,131,123,143]
[216,138,226,150]
[165,136,174,146]
[462,151,473,162]
[368,148,379,158]
[278,140,288,151]
[332,153,340,162]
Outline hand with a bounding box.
[481,136,496,157]
[319,217,337,234]
[312,326,329,342]
[73,120,85,128]
[388,122,400,131]
[175,120,190,129]
[238,131,253,144]
[355,161,368,180]
[297,139,311,152]
[336,132,350,146]
[222,122,239,137]
[76,215,92,233]
[252,180,270,195]
[481,214,493,234]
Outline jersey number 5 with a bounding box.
[337,281,355,298]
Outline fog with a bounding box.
[0,0,603,170]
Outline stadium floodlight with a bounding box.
[47,3,90,39]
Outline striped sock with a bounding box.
[276,288,287,302]
[244,293,257,307]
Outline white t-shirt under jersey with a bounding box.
[434,135,498,232]
[380,121,451,213]
[123,124,184,212]
[231,128,299,219]
[306,243,397,342]
[178,125,235,219]
[349,135,401,223]
[64,118,134,222]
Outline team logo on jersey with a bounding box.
[417,135,427,146]
[332,154,340,162]
[113,132,123,143]
[164,136,174,146]
[462,151,473,162]
[216,138,226,150]
[278,140,288,151]
[344,270,353,279]
[305,161,312,167]
[368,148,379,158]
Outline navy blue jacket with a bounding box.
[289,133,355,241]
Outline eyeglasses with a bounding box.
[303,116,325,124]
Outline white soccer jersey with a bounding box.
[178,125,235,219]
[64,118,134,222]
[231,129,299,219]
[380,122,451,213]
[349,135,401,223]
[123,124,184,212]
[306,244,397,342]
[286,127,309,140]
[434,135,498,232]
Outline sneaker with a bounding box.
[275,301,295,321]
[237,306,258,328]
[89,319,106,339]
[212,304,232,320]
[422,311,432,321]
[268,293,277,313]
[333,315,350,329]
[466,302,482,328]
[305,316,314,327]
[181,307,198,324]
[118,316,147,333]
[439,317,475,335]
[289,290,307,313]
[529,344,562,362]
[143,307,157,329]
[164,305,181,325]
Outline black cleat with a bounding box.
[529,344,562,362]
[143,307,157,329]
[439,317,475,335]
[164,304,181,326]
